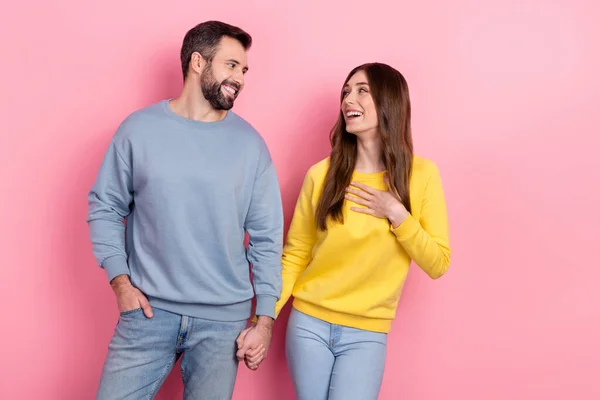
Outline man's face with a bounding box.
[200,36,249,110]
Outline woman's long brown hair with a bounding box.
[315,63,414,230]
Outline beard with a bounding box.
[200,63,239,111]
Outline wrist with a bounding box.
[110,274,132,291]
[255,315,274,329]
[388,204,408,228]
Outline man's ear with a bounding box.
[188,51,206,76]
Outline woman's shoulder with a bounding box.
[305,157,331,180]
[412,154,440,178]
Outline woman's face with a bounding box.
[341,70,378,137]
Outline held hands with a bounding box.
[345,173,409,228]
[111,274,154,318]
[236,317,274,371]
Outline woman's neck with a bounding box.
[355,136,385,173]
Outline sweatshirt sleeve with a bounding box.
[391,163,451,279]
[86,140,134,283]
[245,158,284,320]
[274,170,318,318]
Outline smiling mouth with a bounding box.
[222,84,238,98]
[345,110,363,120]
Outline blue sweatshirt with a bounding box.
[87,100,283,321]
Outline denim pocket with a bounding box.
[119,308,142,316]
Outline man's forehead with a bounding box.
[214,39,248,62]
[216,37,246,54]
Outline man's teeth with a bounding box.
[223,86,236,94]
[346,111,362,117]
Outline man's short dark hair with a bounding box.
[180,21,252,80]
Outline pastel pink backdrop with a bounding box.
[1,0,599,399]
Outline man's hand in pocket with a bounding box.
[111,274,154,318]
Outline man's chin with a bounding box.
[218,100,235,110]
[209,99,234,111]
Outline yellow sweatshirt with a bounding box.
[274,155,451,333]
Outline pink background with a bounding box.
[1,0,599,399]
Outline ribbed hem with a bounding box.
[293,300,392,333]
[102,255,130,283]
[147,296,251,322]
[255,295,277,319]
[390,214,420,241]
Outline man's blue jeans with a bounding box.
[96,307,247,400]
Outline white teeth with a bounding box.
[346,111,362,117]
[224,86,236,94]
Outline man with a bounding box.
[87,20,282,399]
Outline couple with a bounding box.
[87,20,451,400]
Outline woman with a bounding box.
[277,63,451,399]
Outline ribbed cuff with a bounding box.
[102,255,130,283]
[390,214,420,241]
[255,295,277,319]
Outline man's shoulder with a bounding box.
[227,112,263,139]
[226,112,272,160]
[113,101,166,141]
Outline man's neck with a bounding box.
[169,83,227,122]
